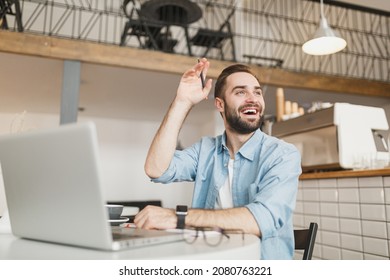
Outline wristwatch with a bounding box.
[175,205,188,229]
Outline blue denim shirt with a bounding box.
[152,129,301,259]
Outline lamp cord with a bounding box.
[320,0,324,19]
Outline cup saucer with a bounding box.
[109,216,129,226]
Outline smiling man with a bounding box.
[134,59,302,259]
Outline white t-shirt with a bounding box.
[215,158,234,209]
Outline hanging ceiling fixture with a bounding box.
[302,0,347,55]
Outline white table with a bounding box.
[0,231,260,260]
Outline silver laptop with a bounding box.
[0,122,183,251]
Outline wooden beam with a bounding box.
[1,30,389,98]
[250,67,390,98]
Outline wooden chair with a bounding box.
[294,222,318,260]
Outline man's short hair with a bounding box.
[214,64,260,99]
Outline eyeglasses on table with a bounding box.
[181,227,245,247]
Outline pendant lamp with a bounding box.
[302,0,347,55]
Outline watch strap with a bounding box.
[176,205,188,229]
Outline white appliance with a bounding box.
[272,103,389,171]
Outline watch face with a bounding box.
[176,205,188,213]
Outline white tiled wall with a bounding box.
[294,175,390,260]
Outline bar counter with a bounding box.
[300,168,390,180]
[295,167,390,260]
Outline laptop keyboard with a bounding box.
[111,227,144,240]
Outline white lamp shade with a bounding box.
[302,17,347,55]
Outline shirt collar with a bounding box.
[217,132,228,154]
[217,129,264,160]
[238,129,263,161]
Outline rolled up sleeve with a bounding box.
[246,147,301,239]
[151,142,201,184]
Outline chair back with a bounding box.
[189,2,236,61]
[0,0,23,31]
[294,222,318,260]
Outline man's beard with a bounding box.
[225,103,263,134]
